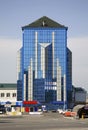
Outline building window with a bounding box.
[1,93,5,97]
[12,93,16,97]
[6,93,10,97]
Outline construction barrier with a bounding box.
[64,111,76,117]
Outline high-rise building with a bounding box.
[17,16,72,108]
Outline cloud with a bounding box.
[0,38,21,83]
[68,37,88,90]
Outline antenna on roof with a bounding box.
[42,21,45,26]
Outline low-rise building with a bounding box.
[0,83,17,103]
[72,86,87,106]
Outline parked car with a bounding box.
[57,109,64,114]
[77,105,88,118]
[51,109,57,113]
[0,105,6,114]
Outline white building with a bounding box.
[0,84,17,103]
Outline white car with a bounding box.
[57,109,64,114]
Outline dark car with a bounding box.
[0,105,6,114]
[77,105,88,118]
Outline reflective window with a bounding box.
[18,27,70,102]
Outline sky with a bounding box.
[0,0,88,91]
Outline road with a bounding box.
[0,112,88,130]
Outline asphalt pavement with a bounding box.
[0,112,88,130]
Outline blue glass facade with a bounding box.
[17,16,72,108]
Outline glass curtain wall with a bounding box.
[19,28,67,103]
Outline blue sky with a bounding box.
[0,0,88,91]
